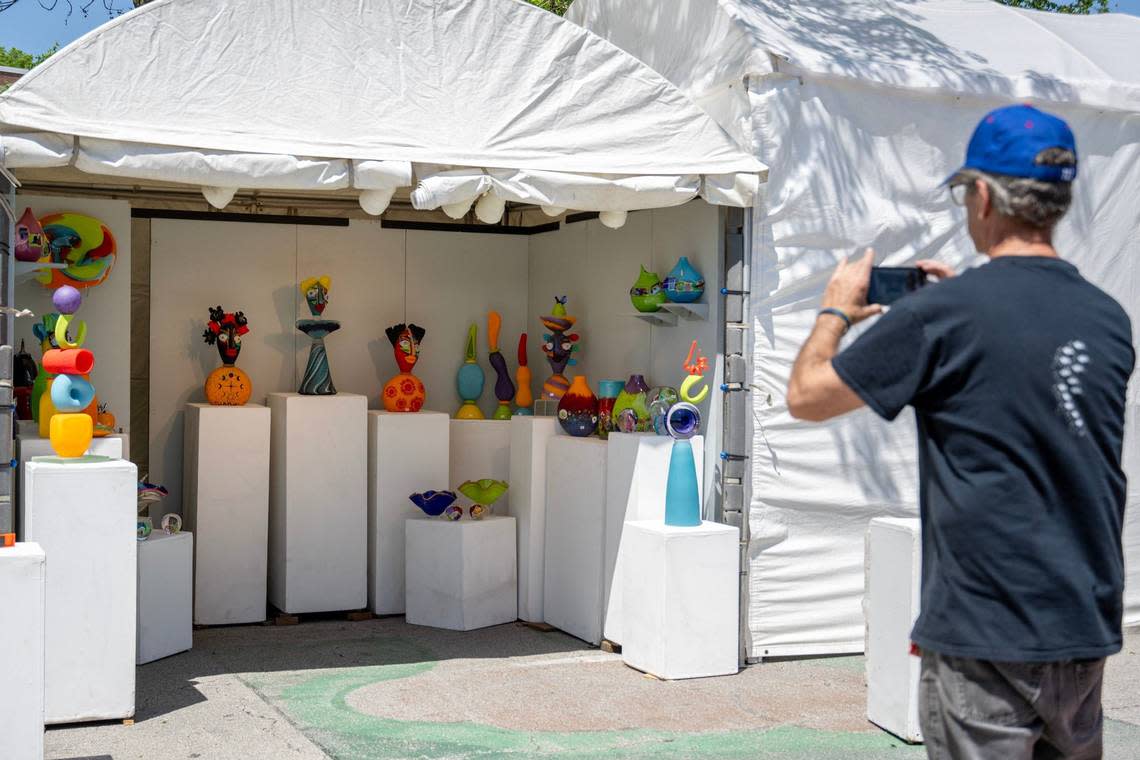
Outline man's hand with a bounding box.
[916,259,956,281]
[822,248,883,325]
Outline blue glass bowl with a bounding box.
[409,490,459,517]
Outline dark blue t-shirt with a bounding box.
[832,256,1133,662]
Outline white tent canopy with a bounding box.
[0,0,763,219]
[571,0,1140,657]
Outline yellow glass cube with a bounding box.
[50,413,93,458]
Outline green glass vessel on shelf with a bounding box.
[629,266,666,313]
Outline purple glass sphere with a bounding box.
[52,285,82,315]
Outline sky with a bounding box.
[1,0,1140,56]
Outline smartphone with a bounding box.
[867,266,927,305]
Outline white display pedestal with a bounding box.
[24,459,137,723]
[866,518,923,743]
[449,419,511,513]
[508,416,559,622]
[0,542,45,760]
[603,433,704,645]
[268,393,367,614]
[543,436,607,645]
[137,531,193,665]
[17,432,127,539]
[183,403,271,625]
[368,410,450,615]
[405,516,517,630]
[622,520,739,680]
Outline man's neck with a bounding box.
[986,236,1058,260]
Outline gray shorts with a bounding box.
[918,649,1105,760]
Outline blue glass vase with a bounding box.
[664,439,701,527]
[663,256,705,304]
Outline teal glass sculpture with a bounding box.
[663,256,705,304]
[456,323,485,419]
[663,401,702,527]
[297,276,339,395]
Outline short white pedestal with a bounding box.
[449,419,511,513]
[137,532,193,665]
[17,432,126,539]
[0,542,45,760]
[405,516,517,630]
[866,518,923,743]
[268,393,367,614]
[622,520,739,680]
[183,403,271,625]
[604,433,704,645]
[508,416,559,622]
[368,410,450,615]
[24,459,138,723]
[543,437,607,645]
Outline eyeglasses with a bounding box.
[949,181,971,206]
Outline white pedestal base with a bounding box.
[604,433,703,645]
[508,416,559,622]
[543,437,607,645]
[184,403,270,625]
[622,520,739,680]
[368,410,450,615]
[137,532,193,665]
[24,459,138,723]
[268,393,367,614]
[866,517,923,744]
[17,432,126,539]
[405,516,517,630]
[449,419,511,513]
[0,542,45,760]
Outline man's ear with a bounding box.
[975,179,992,220]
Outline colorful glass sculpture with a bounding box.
[514,334,533,416]
[663,256,705,304]
[487,312,516,420]
[43,287,97,458]
[612,374,651,433]
[409,490,459,517]
[648,386,680,436]
[456,323,486,419]
[596,379,624,439]
[35,212,117,290]
[297,276,339,395]
[629,265,666,313]
[15,207,46,262]
[557,375,599,437]
[383,323,427,412]
[681,340,711,404]
[457,478,509,520]
[202,306,253,406]
[540,296,579,400]
[31,314,60,424]
[664,342,707,527]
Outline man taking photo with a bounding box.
[786,104,1134,759]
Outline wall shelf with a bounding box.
[660,302,709,321]
[625,311,678,327]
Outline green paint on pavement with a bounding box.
[237,635,926,759]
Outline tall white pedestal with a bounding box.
[268,393,367,614]
[24,459,138,723]
[17,432,126,539]
[137,531,194,665]
[866,518,923,743]
[622,520,739,680]
[604,433,704,645]
[184,403,271,625]
[368,410,450,615]
[449,419,511,513]
[405,515,517,630]
[0,542,45,760]
[543,437,607,645]
[508,416,559,622]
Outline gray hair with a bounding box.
[957,148,1076,231]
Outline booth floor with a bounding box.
[44,622,1140,760]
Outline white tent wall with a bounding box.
[748,78,1140,656]
[146,217,530,518]
[14,195,131,435]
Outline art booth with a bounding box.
[570,0,1140,659]
[0,0,760,743]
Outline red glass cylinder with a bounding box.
[43,348,95,375]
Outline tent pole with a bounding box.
[0,164,16,536]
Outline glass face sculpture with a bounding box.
[297,276,340,395]
[202,306,252,406]
[540,296,580,401]
[383,323,427,412]
[35,212,117,290]
[486,311,516,420]
[456,323,485,419]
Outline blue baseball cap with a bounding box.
[947,104,1077,184]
